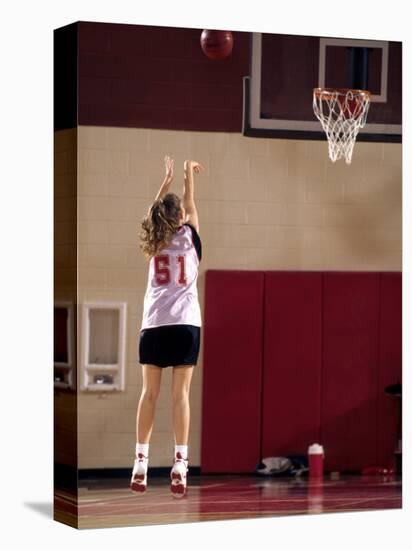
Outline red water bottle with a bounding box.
[308,443,324,478]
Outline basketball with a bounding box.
[200,30,233,60]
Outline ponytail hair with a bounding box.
[139,193,182,259]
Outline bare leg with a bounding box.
[171,365,194,445]
[136,364,163,443]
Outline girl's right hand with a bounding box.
[184,160,204,174]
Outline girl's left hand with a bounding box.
[164,155,174,181]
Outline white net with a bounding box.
[313,88,371,164]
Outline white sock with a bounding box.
[136,442,149,458]
[175,444,188,460]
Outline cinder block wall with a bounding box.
[69,125,401,468]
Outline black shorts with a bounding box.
[139,324,201,368]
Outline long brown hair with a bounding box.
[139,193,182,259]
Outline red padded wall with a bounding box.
[201,270,264,473]
[262,272,322,457]
[201,270,401,474]
[377,273,402,467]
[322,272,380,471]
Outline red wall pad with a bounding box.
[262,272,322,458]
[322,272,380,472]
[201,270,264,473]
[377,273,402,467]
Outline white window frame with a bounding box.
[81,301,127,392]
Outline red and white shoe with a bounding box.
[130,453,148,494]
[170,452,189,498]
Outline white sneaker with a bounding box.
[170,452,189,498]
[130,453,148,494]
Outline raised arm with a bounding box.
[183,160,204,233]
[155,155,174,201]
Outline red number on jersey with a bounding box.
[154,254,187,285]
[154,255,170,285]
[177,255,187,284]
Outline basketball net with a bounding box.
[313,88,371,164]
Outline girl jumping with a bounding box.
[131,155,204,498]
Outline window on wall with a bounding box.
[89,309,120,365]
[54,307,68,363]
[54,302,75,389]
[81,302,127,392]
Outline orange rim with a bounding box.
[313,87,371,98]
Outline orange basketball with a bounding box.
[200,30,233,60]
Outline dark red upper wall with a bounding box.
[77,22,251,131]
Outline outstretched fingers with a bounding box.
[164,155,174,180]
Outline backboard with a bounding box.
[243,33,402,142]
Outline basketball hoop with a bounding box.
[313,88,371,164]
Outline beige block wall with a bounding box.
[74,126,401,469]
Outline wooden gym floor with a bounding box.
[54,473,402,529]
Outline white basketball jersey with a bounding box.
[141,224,202,330]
